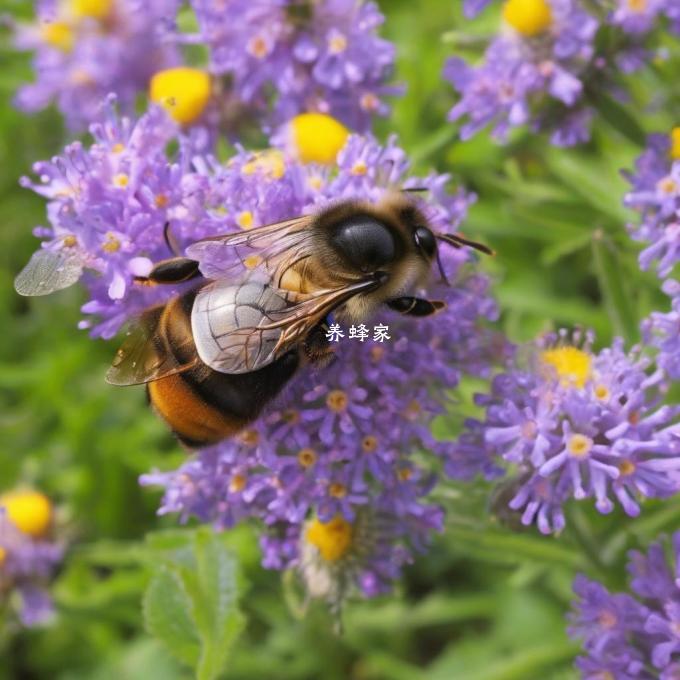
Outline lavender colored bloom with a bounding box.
[643,279,680,380]
[189,0,399,131]
[13,0,180,131]
[609,0,680,36]
[570,532,680,677]
[138,132,502,600]
[445,0,599,146]
[449,330,680,534]
[0,510,62,626]
[464,0,495,18]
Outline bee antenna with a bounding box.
[163,222,183,257]
[436,232,494,256]
[436,247,451,286]
[401,186,429,194]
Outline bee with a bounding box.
[15,193,491,448]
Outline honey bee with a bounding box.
[16,193,491,448]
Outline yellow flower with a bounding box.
[149,68,212,125]
[42,22,74,52]
[71,0,113,20]
[306,515,353,562]
[503,0,553,37]
[0,490,53,539]
[541,346,592,388]
[287,113,350,165]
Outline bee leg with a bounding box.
[303,320,336,368]
[387,297,446,317]
[135,257,201,286]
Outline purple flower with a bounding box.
[643,280,680,381]
[570,532,680,676]
[449,330,680,533]
[609,0,680,36]
[13,0,180,131]
[189,0,400,130]
[0,510,62,627]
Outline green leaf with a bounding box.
[592,93,646,148]
[143,567,201,667]
[591,233,639,342]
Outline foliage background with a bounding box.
[1,0,680,678]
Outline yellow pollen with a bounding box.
[0,547,5,565]
[297,448,317,468]
[629,411,640,425]
[306,515,353,562]
[62,235,78,247]
[307,175,324,190]
[670,127,680,160]
[42,21,74,52]
[71,0,113,20]
[111,143,124,153]
[328,33,348,54]
[288,113,350,165]
[503,0,553,37]
[360,92,380,112]
[362,436,378,453]
[351,160,368,176]
[594,384,610,401]
[102,233,120,252]
[247,35,270,59]
[658,177,678,194]
[398,467,413,482]
[282,408,300,424]
[241,150,286,180]
[329,482,347,499]
[618,460,636,477]
[0,490,53,539]
[244,255,262,269]
[567,433,593,458]
[239,429,260,446]
[149,67,212,125]
[229,474,247,493]
[541,346,592,388]
[154,194,169,208]
[326,389,348,412]
[237,210,255,229]
[627,0,647,11]
[70,68,94,86]
[113,173,129,188]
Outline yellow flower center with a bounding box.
[360,93,380,112]
[503,0,553,37]
[229,474,247,493]
[0,547,5,565]
[288,113,350,165]
[239,429,260,446]
[670,127,680,161]
[618,460,636,476]
[0,490,53,539]
[297,448,317,468]
[541,346,592,388]
[567,434,593,458]
[627,0,647,11]
[102,233,120,252]
[658,176,678,194]
[329,482,347,498]
[307,175,324,190]
[42,22,74,52]
[149,67,212,125]
[306,515,353,562]
[237,210,255,229]
[62,235,78,247]
[326,389,348,412]
[351,160,368,176]
[594,384,610,401]
[397,467,412,482]
[598,610,618,629]
[113,173,129,188]
[241,150,286,180]
[247,35,271,59]
[111,143,124,153]
[282,409,300,424]
[154,194,169,208]
[362,436,378,453]
[328,33,348,54]
[71,0,113,20]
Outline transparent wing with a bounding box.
[191,275,381,375]
[14,249,83,296]
[185,215,316,283]
[106,305,198,386]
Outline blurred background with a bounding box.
[2,0,680,678]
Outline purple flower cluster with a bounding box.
[448,330,680,534]
[570,531,680,678]
[189,0,399,131]
[624,131,680,379]
[13,0,179,131]
[0,510,62,627]
[447,0,679,146]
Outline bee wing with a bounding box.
[192,276,380,375]
[14,248,83,296]
[185,215,315,283]
[106,305,198,386]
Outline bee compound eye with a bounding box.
[331,215,396,272]
[414,227,436,258]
